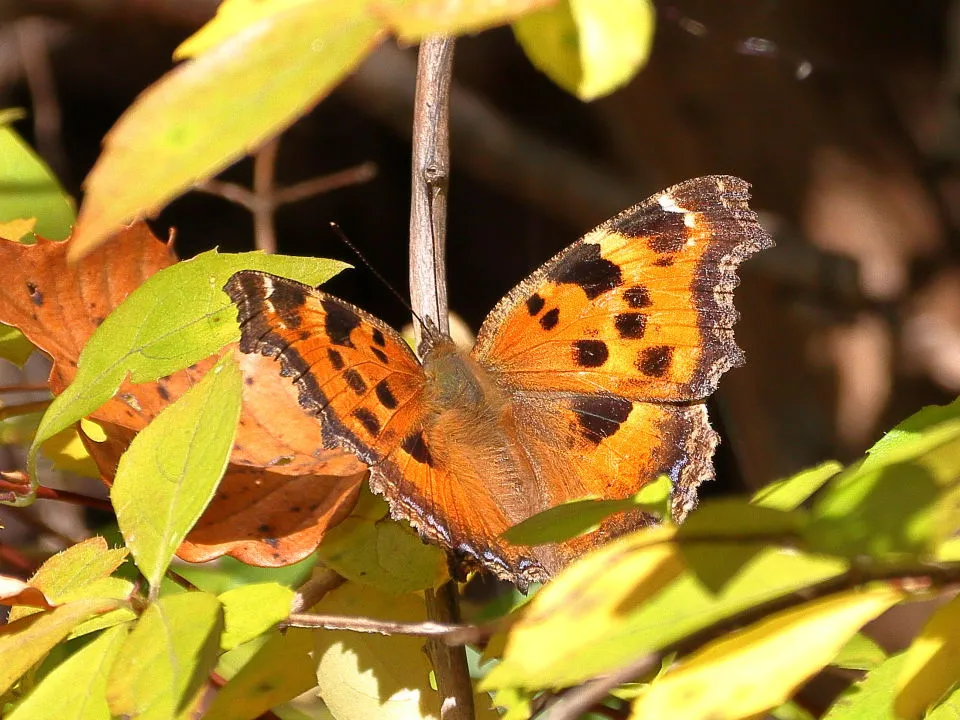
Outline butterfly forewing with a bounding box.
[225,271,425,464]
[473,175,772,401]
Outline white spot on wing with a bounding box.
[657,194,685,213]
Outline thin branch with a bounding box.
[0,400,51,420]
[252,137,280,254]
[0,384,50,394]
[284,611,470,637]
[291,565,345,612]
[409,36,454,347]
[16,18,68,181]
[274,161,377,206]
[0,471,113,512]
[408,36,473,720]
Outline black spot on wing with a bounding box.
[371,347,389,364]
[375,379,398,409]
[572,339,609,368]
[353,408,380,436]
[401,430,433,466]
[269,282,307,329]
[571,396,632,445]
[526,293,545,316]
[371,328,386,347]
[624,285,651,308]
[549,242,623,300]
[321,299,361,348]
[343,368,367,394]
[609,200,688,254]
[539,307,560,331]
[615,313,647,339]
[327,348,345,370]
[638,345,674,377]
[653,256,674,268]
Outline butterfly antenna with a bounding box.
[327,223,428,333]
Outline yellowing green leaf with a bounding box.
[8,537,128,623]
[513,0,655,101]
[72,1,383,257]
[29,252,345,475]
[0,323,35,367]
[205,630,317,720]
[895,593,960,719]
[752,461,843,511]
[484,537,848,691]
[502,475,671,546]
[630,586,902,720]
[0,598,120,695]
[218,582,294,650]
[927,683,960,720]
[316,487,447,593]
[380,0,554,39]
[313,583,441,719]
[107,592,223,720]
[7,623,128,720]
[0,122,74,240]
[112,355,242,592]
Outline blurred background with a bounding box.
[0,0,957,590]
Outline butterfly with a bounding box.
[224,175,773,587]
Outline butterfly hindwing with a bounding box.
[474,175,772,401]
[225,271,425,463]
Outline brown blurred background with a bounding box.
[0,1,958,504]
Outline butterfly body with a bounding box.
[226,175,773,587]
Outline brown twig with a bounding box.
[251,138,280,254]
[407,36,474,720]
[291,565,345,612]
[0,384,50,394]
[284,611,469,637]
[0,400,51,420]
[0,471,112,512]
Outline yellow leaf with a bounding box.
[0,217,36,241]
[40,427,100,479]
[513,0,655,101]
[379,0,555,40]
[631,586,903,720]
[175,0,315,59]
[895,593,960,719]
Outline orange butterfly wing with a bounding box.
[474,175,771,401]
[225,272,425,465]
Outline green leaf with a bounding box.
[174,554,317,596]
[808,400,960,561]
[72,1,383,256]
[27,252,345,478]
[7,624,128,720]
[218,582,294,650]
[501,475,672,546]
[107,592,223,720]
[112,354,242,592]
[8,537,128,623]
[513,0,655,101]
[0,598,120,695]
[315,487,447,593]
[823,652,907,720]
[205,630,317,720]
[483,538,848,691]
[927,683,960,720]
[678,498,807,541]
[0,118,75,240]
[0,324,35,366]
[832,632,887,671]
[752,461,843,511]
